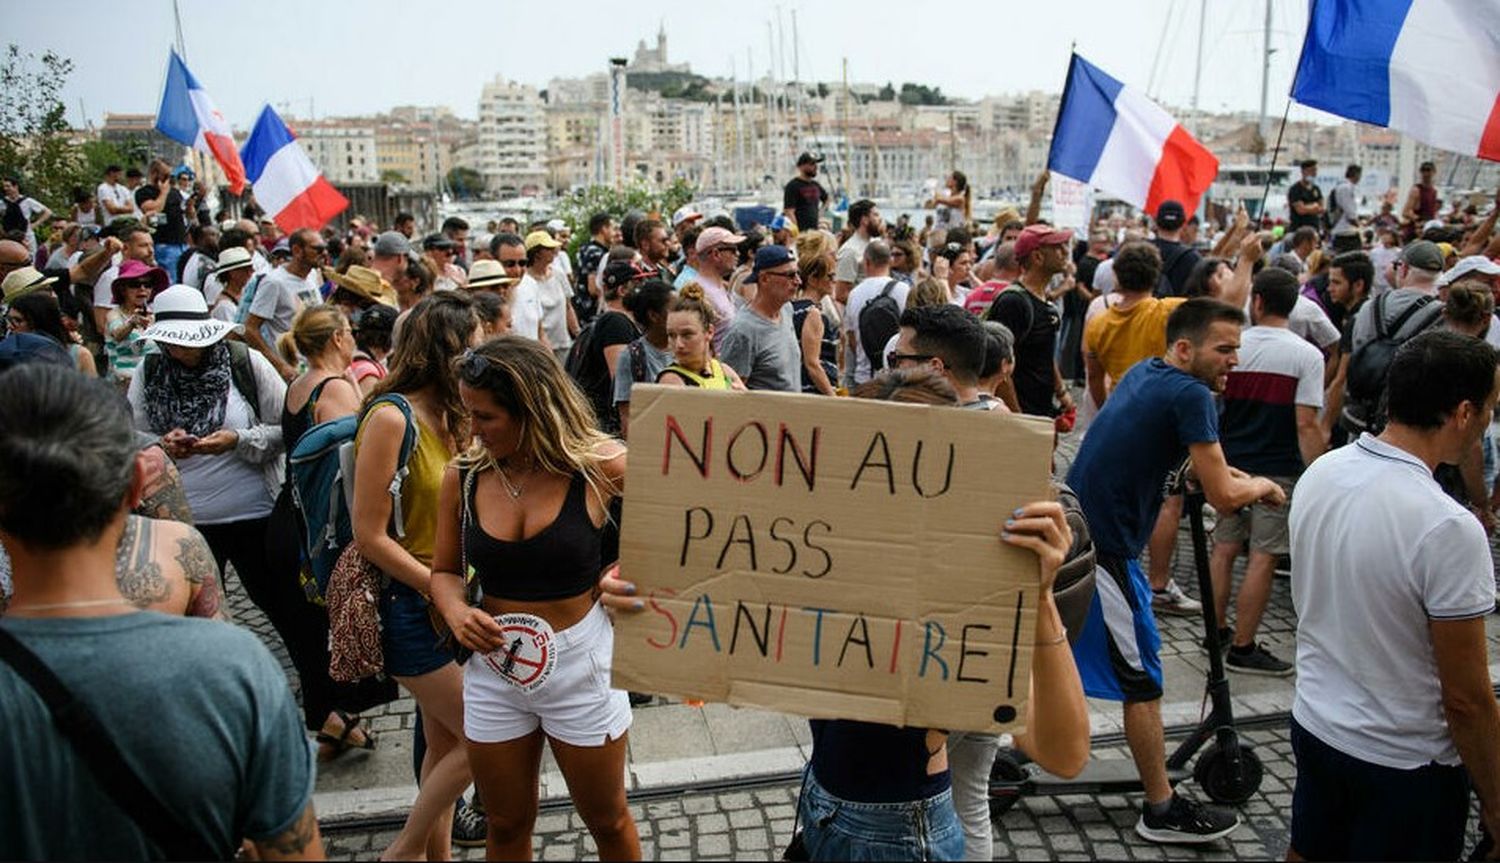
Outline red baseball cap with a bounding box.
[1013,224,1073,260]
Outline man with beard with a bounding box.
[783,152,827,233]
[1066,298,1287,845]
[986,224,1075,417]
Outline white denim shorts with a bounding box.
[463,602,632,746]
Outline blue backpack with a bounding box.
[287,393,417,600]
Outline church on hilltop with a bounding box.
[629,24,691,74]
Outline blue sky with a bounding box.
[8,0,1319,129]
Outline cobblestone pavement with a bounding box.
[321,722,1453,861]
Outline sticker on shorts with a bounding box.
[479,613,558,692]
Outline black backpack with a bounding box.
[858,280,902,372]
[1342,292,1443,434]
[564,311,631,435]
[1,197,28,235]
[1154,243,1193,298]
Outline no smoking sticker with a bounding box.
[480,613,558,692]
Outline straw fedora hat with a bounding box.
[325,265,398,308]
[2,266,57,303]
[465,259,518,290]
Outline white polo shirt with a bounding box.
[1289,433,1494,769]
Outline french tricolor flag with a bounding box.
[240,106,348,233]
[154,50,246,194]
[1047,54,1219,216]
[1292,0,1500,162]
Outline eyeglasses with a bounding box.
[887,351,935,368]
[5,313,26,327]
[891,250,907,258]
[308,244,328,253]
[499,259,526,268]
[762,269,801,281]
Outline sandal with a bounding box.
[316,711,377,761]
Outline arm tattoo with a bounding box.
[178,530,224,619]
[134,445,195,523]
[115,516,170,606]
[258,802,320,857]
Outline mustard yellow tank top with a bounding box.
[355,402,452,566]
[658,359,732,390]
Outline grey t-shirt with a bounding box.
[0,612,315,859]
[247,267,322,343]
[1348,287,1441,355]
[835,233,870,285]
[613,337,673,407]
[720,304,801,393]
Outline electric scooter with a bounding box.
[988,472,1264,814]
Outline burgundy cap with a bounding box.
[1013,224,1073,260]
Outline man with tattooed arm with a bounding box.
[0,363,323,860]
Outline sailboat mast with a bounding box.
[1258,0,1273,165]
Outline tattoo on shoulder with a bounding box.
[115,516,169,606]
[260,803,318,856]
[134,445,194,523]
[179,530,223,620]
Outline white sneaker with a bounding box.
[1151,580,1202,616]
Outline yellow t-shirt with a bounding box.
[355,401,452,566]
[1084,296,1188,385]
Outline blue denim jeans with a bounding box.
[797,766,963,861]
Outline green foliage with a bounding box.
[879,82,896,102]
[380,169,410,185]
[898,82,948,106]
[551,177,697,254]
[0,44,87,211]
[80,138,142,179]
[446,166,484,199]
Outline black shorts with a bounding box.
[1290,717,1470,861]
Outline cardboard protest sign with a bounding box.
[611,385,1055,734]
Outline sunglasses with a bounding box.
[887,351,935,368]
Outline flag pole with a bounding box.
[1254,100,1292,227]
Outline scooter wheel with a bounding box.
[988,751,1027,817]
[1193,742,1263,804]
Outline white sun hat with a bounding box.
[143,284,237,347]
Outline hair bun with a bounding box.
[679,282,705,302]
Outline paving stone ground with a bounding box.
[224,406,1500,859]
[318,721,1490,861]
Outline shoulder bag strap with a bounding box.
[0,628,218,860]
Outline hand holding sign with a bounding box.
[610,385,1056,734]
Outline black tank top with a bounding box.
[280,376,336,469]
[466,469,603,601]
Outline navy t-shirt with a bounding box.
[1066,358,1219,557]
[808,719,949,803]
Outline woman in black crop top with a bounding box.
[432,335,639,861]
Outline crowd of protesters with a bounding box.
[3,146,1500,863]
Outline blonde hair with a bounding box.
[906,277,950,310]
[671,282,719,330]
[455,335,620,506]
[794,230,833,265]
[279,304,346,364]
